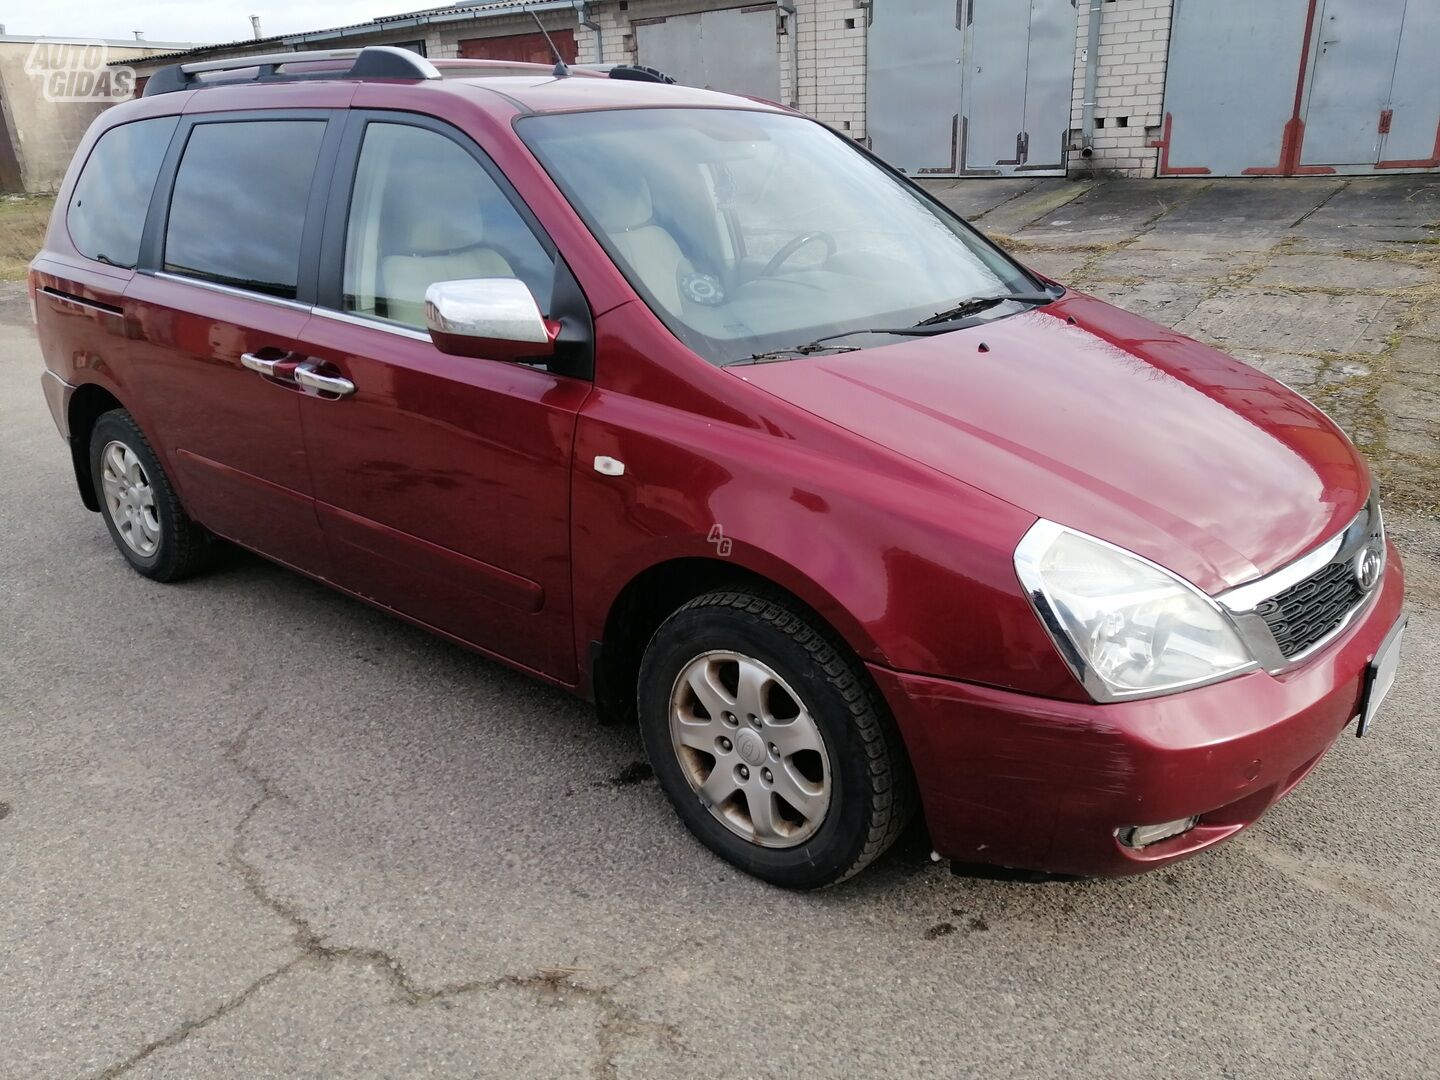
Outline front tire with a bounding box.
[89,409,212,582]
[638,589,915,888]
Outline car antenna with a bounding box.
[527,7,570,77]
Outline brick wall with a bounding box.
[795,0,867,138]
[1070,0,1173,176]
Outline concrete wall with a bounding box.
[0,40,186,192]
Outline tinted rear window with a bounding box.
[164,120,325,299]
[67,116,178,268]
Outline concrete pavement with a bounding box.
[2,177,1439,1078]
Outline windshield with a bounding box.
[518,108,1037,365]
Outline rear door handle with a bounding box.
[293,362,356,397]
[241,351,287,376]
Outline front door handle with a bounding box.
[293,362,356,397]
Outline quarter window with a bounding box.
[342,122,553,329]
[164,120,326,299]
[67,116,178,269]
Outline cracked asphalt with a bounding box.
[3,177,1439,1079]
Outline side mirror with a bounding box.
[423,278,559,363]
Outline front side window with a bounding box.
[342,122,553,329]
[164,120,326,299]
[520,108,1035,365]
[68,116,178,268]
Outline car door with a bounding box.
[295,113,593,680]
[125,111,341,576]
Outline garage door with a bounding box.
[1159,0,1440,175]
[1301,0,1440,168]
[459,29,578,64]
[866,0,1076,176]
[633,6,781,101]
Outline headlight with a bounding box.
[1014,520,1256,701]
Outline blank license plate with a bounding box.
[1358,618,1406,737]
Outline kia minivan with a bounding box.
[31,48,1405,887]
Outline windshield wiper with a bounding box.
[913,290,1057,327]
[732,343,863,365]
[728,290,1061,366]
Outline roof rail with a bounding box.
[141,45,441,97]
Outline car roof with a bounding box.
[437,66,788,116]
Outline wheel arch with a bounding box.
[67,382,126,511]
[589,555,881,728]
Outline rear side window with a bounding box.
[164,120,325,299]
[67,116,178,269]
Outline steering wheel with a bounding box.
[760,231,837,278]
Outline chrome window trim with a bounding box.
[309,305,434,342]
[1014,519,1259,704]
[152,271,462,344]
[151,270,313,313]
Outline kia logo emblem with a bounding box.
[1355,545,1383,590]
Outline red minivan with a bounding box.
[31,48,1405,888]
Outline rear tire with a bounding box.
[89,409,212,582]
[638,589,915,888]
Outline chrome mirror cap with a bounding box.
[424,278,551,344]
[422,278,556,362]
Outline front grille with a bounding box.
[1257,560,1365,658]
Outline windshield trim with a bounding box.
[515,106,1050,365]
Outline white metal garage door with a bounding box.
[634,6,781,101]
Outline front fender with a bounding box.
[570,388,1084,702]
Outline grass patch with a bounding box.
[0,195,55,281]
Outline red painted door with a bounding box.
[458,29,578,64]
[129,116,333,577]
[296,117,589,680]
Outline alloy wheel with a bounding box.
[100,439,161,557]
[668,650,832,848]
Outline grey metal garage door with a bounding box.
[1159,0,1311,175]
[1161,0,1440,175]
[1301,0,1438,167]
[866,0,1076,176]
[634,6,781,101]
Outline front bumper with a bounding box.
[870,544,1405,877]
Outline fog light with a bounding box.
[1118,816,1199,848]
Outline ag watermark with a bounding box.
[707,524,733,557]
[26,40,136,103]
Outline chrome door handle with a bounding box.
[293,362,356,397]
[241,351,283,375]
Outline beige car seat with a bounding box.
[586,171,692,315]
[379,167,515,326]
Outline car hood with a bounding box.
[732,294,1369,594]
